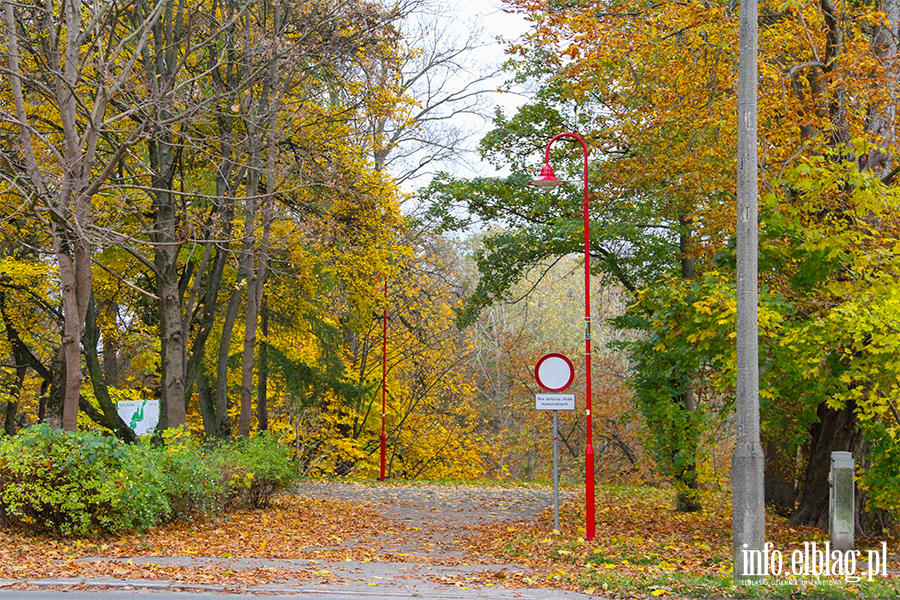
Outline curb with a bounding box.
[0,577,598,598]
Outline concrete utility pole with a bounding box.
[733,0,766,582]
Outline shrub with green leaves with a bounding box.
[858,422,900,517]
[114,442,173,530]
[211,432,296,509]
[0,425,298,536]
[153,429,225,519]
[0,424,169,535]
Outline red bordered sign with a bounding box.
[534,353,575,392]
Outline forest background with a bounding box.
[1,0,900,541]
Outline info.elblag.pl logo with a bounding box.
[742,541,891,583]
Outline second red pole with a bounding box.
[380,275,387,481]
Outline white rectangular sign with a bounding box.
[117,400,160,436]
[535,393,576,411]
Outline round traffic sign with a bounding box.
[534,353,575,392]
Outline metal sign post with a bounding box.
[534,354,576,533]
[553,409,559,530]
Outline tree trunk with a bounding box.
[237,2,284,436]
[675,212,701,512]
[210,28,241,439]
[46,348,66,428]
[789,399,867,528]
[102,303,120,388]
[866,0,898,178]
[238,170,260,437]
[1,288,27,435]
[185,243,229,428]
[2,0,133,432]
[764,423,798,516]
[148,125,188,431]
[197,370,218,441]
[38,379,49,423]
[82,296,139,443]
[143,0,189,433]
[3,362,24,435]
[52,229,83,431]
[54,0,94,432]
[257,294,269,432]
[675,388,702,512]
[215,276,245,439]
[157,252,187,430]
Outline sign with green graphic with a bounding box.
[116,400,159,436]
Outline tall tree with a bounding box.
[2,0,159,429]
[423,0,900,523]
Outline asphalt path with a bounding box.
[293,481,576,560]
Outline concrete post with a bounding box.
[733,0,766,582]
[829,451,855,550]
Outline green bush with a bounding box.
[858,421,900,527]
[0,425,298,536]
[115,443,172,530]
[0,424,169,535]
[153,430,225,519]
[211,432,296,509]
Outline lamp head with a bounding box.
[528,163,565,189]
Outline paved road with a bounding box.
[294,481,576,560]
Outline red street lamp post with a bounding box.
[379,274,388,481]
[528,132,595,541]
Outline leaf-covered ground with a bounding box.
[472,486,900,599]
[0,495,392,587]
[2,481,898,599]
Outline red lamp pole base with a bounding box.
[380,275,387,482]
[380,431,386,481]
[585,443,595,540]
